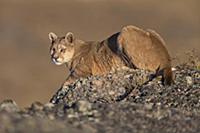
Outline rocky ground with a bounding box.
[0,60,200,133]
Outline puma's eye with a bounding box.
[60,48,66,53]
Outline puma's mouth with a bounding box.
[52,58,63,65]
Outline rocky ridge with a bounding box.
[0,62,200,133]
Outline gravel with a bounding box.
[0,62,200,133]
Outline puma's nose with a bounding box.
[52,54,59,60]
[54,57,59,61]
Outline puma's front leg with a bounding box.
[50,75,77,104]
[62,75,78,88]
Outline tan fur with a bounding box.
[68,41,125,77]
[118,25,173,85]
[48,25,173,86]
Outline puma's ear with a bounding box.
[48,32,58,43]
[65,32,75,43]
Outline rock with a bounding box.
[186,76,193,85]
[0,99,19,113]
[30,102,44,111]
[76,100,92,113]
[0,62,200,133]
[50,69,152,105]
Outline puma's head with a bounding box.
[48,32,75,65]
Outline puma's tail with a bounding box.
[162,66,173,86]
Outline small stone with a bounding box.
[44,103,55,112]
[76,100,92,113]
[108,90,115,95]
[44,103,55,109]
[92,80,103,87]
[0,99,19,113]
[186,76,193,85]
[145,103,154,110]
[156,102,162,106]
[67,113,78,118]
[31,102,44,111]
[47,114,55,120]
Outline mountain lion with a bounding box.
[48,25,173,87]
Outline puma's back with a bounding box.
[118,25,173,85]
